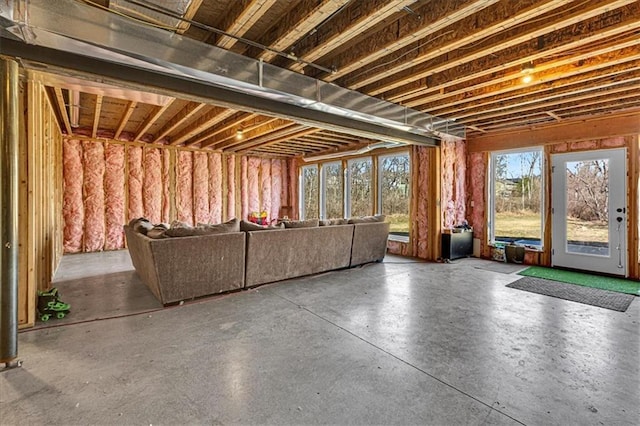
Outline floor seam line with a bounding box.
[271,290,527,426]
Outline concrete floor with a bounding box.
[1,251,638,425]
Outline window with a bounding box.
[321,162,343,219]
[300,165,319,219]
[347,157,372,217]
[300,150,411,229]
[490,148,543,246]
[378,153,410,234]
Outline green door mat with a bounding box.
[518,266,640,296]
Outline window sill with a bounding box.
[388,234,409,243]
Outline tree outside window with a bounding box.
[379,153,410,234]
[348,158,372,217]
[301,165,319,219]
[491,149,543,245]
[323,162,343,219]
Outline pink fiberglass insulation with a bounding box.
[440,139,455,229]
[247,157,261,214]
[63,139,84,253]
[261,158,272,220]
[143,148,163,224]
[454,140,467,225]
[209,153,223,224]
[82,141,106,252]
[270,159,282,221]
[413,146,430,259]
[227,155,236,219]
[161,150,171,223]
[128,146,144,221]
[104,143,125,250]
[280,159,289,208]
[193,152,210,224]
[468,152,486,243]
[601,137,625,148]
[177,151,194,225]
[288,158,298,219]
[240,156,248,220]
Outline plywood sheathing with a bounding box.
[23,78,64,326]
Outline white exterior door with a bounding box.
[551,148,627,276]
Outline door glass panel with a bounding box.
[565,159,609,256]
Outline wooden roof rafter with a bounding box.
[361,0,639,97]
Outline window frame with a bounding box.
[488,147,545,248]
[299,164,319,220]
[377,151,411,236]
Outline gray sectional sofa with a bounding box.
[124,218,389,305]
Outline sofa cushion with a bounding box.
[165,220,195,237]
[283,219,319,228]
[129,217,154,234]
[146,225,169,239]
[348,214,386,224]
[165,218,239,237]
[240,220,284,231]
[195,218,240,235]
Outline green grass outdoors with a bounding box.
[496,211,608,242]
[387,211,608,242]
[387,213,410,233]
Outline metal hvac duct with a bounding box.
[0,0,465,145]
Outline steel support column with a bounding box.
[0,58,19,363]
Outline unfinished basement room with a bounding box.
[1,0,639,425]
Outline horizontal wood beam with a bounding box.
[322,0,500,82]
[248,0,350,62]
[133,99,174,142]
[366,0,640,98]
[398,32,640,105]
[418,45,640,113]
[169,107,236,146]
[467,110,640,152]
[281,0,417,72]
[152,102,205,143]
[216,0,277,50]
